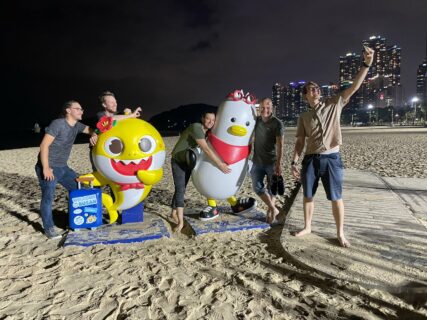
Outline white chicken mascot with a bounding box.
[191,90,257,221]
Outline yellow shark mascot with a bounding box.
[81,117,165,223]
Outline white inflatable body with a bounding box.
[191,90,257,199]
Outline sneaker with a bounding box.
[45,228,62,240]
[199,206,220,221]
[231,197,257,214]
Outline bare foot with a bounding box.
[338,235,351,248]
[266,208,279,224]
[173,224,183,233]
[294,228,311,237]
[171,211,179,225]
[271,208,279,222]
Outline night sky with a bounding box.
[2,0,426,130]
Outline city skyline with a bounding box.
[272,34,427,123]
[2,0,426,129]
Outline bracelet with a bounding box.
[363,61,371,68]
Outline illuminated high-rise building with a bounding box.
[387,45,401,86]
[361,35,402,109]
[272,83,285,118]
[362,36,387,78]
[281,81,307,121]
[339,52,363,111]
[339,52,360,84]
[416,38,427,104]
[416,61,427,103]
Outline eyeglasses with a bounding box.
[71,107,84,112]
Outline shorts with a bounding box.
[250,163,276,196]
[301,152,344,201]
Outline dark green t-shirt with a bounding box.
[253,116,284,165]
[172,123,206,164]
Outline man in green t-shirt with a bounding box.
[170,112,230,233]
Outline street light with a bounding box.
[367,104,374,125]
[412,97,419,125]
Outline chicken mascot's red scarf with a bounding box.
[207,131,250,165]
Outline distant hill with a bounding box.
[149,103,218,136]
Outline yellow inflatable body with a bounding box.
[81,117,165,223]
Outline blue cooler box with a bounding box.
[69,185,102,230]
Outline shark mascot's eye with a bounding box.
[139,135,156,154]
[245,121,250,126]
[104,137,123,156]
[231,117,236,122]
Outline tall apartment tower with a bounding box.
[339,52,363,112]
[362,36,388,78]
[388,45,401,86]
[283,81,307,121]
[416,38,427,104]
[361,35,402,109]
[272,83,285,119]
[339,52,361,84]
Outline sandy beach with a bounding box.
[0,127,426,319]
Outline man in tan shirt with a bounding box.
[291,46,374,247]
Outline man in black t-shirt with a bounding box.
[251,98,284,224]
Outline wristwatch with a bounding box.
[362,61,371,68]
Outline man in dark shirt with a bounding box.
[35,100,94,239]
[251,98,284,224]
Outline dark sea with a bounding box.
[0,129,177,151]
[0,129,89,151]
